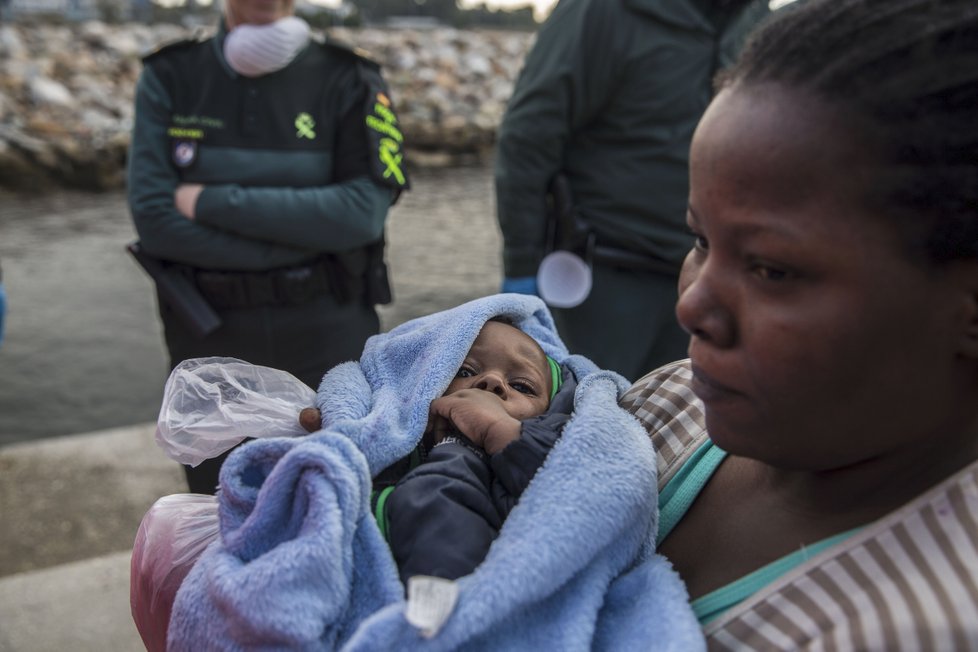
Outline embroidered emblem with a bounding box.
[379,138,405,185]
[172,115,225,129]
[171,139,197,168]
[295,112,316,140]
[167,127,204,139]
[167,126,202,168]
[366,97,405,186]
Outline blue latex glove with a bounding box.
[501,276,539,296]
[0,281,6,348]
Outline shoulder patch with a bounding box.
[359,61,410,195]
[141,28,212,62]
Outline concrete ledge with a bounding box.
[0,551,142,652]
[0,424,186,651]
[0,423,185,577]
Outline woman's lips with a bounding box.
[689,363,741,403]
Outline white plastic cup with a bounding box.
[537,250,592,308]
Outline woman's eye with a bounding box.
[752,264,792,282]
[691,233,708,252]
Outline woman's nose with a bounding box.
[475,372,506,396]
[675,253,735,348]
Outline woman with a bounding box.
[622,0,978,647]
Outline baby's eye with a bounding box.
[510,381,536,396]
[457,366,475,378]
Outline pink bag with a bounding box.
[131,357,316,649]
[130,493,219,652]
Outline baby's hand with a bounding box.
[428,389,521,455]
[299,407,321,433]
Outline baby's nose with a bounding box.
[475,372,506,396]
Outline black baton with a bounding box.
[127,241,222,339]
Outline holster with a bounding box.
[545,174,679,278]
[303,240,389,307]
[334,235,392,306]
[127,241,222,339]
[364,236,393,306]
[545,173,589,255]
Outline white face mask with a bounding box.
[223,15,311,77]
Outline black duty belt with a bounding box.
[188,258,354,309]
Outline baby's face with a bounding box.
[445,321,552,421]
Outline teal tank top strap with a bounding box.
[657,441,726,542]
[692,527,862,625]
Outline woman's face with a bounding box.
[224,0,293,27]
[678,83,972,471]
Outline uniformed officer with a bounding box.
[494,0,775,381]
[127,0,409,494]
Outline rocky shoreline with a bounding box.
[0,22,534,192]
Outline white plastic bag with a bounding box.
[130,493,220,652]
[155,356,317,466]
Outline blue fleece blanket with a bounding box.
[168,294,703,651]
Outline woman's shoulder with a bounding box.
[706,459,978,648]
[620,360,709,486]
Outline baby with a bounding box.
[302,317,574,584]
[152,294,678,650]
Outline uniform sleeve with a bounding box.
[191,64,400,255]
[494,0,627,277]
[384,439,502,585]
[127,65,314,269]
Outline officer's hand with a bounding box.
[501,276,538,296]
[175,184,204,220]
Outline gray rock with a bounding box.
[0,25,28,59]
[0,23,535,191]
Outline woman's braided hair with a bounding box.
[721,0,978,264]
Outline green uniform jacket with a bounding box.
[127,24,407,272]
[495,0,771,278]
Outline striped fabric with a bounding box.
[621,360,978,650]
[620,360,709,490]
